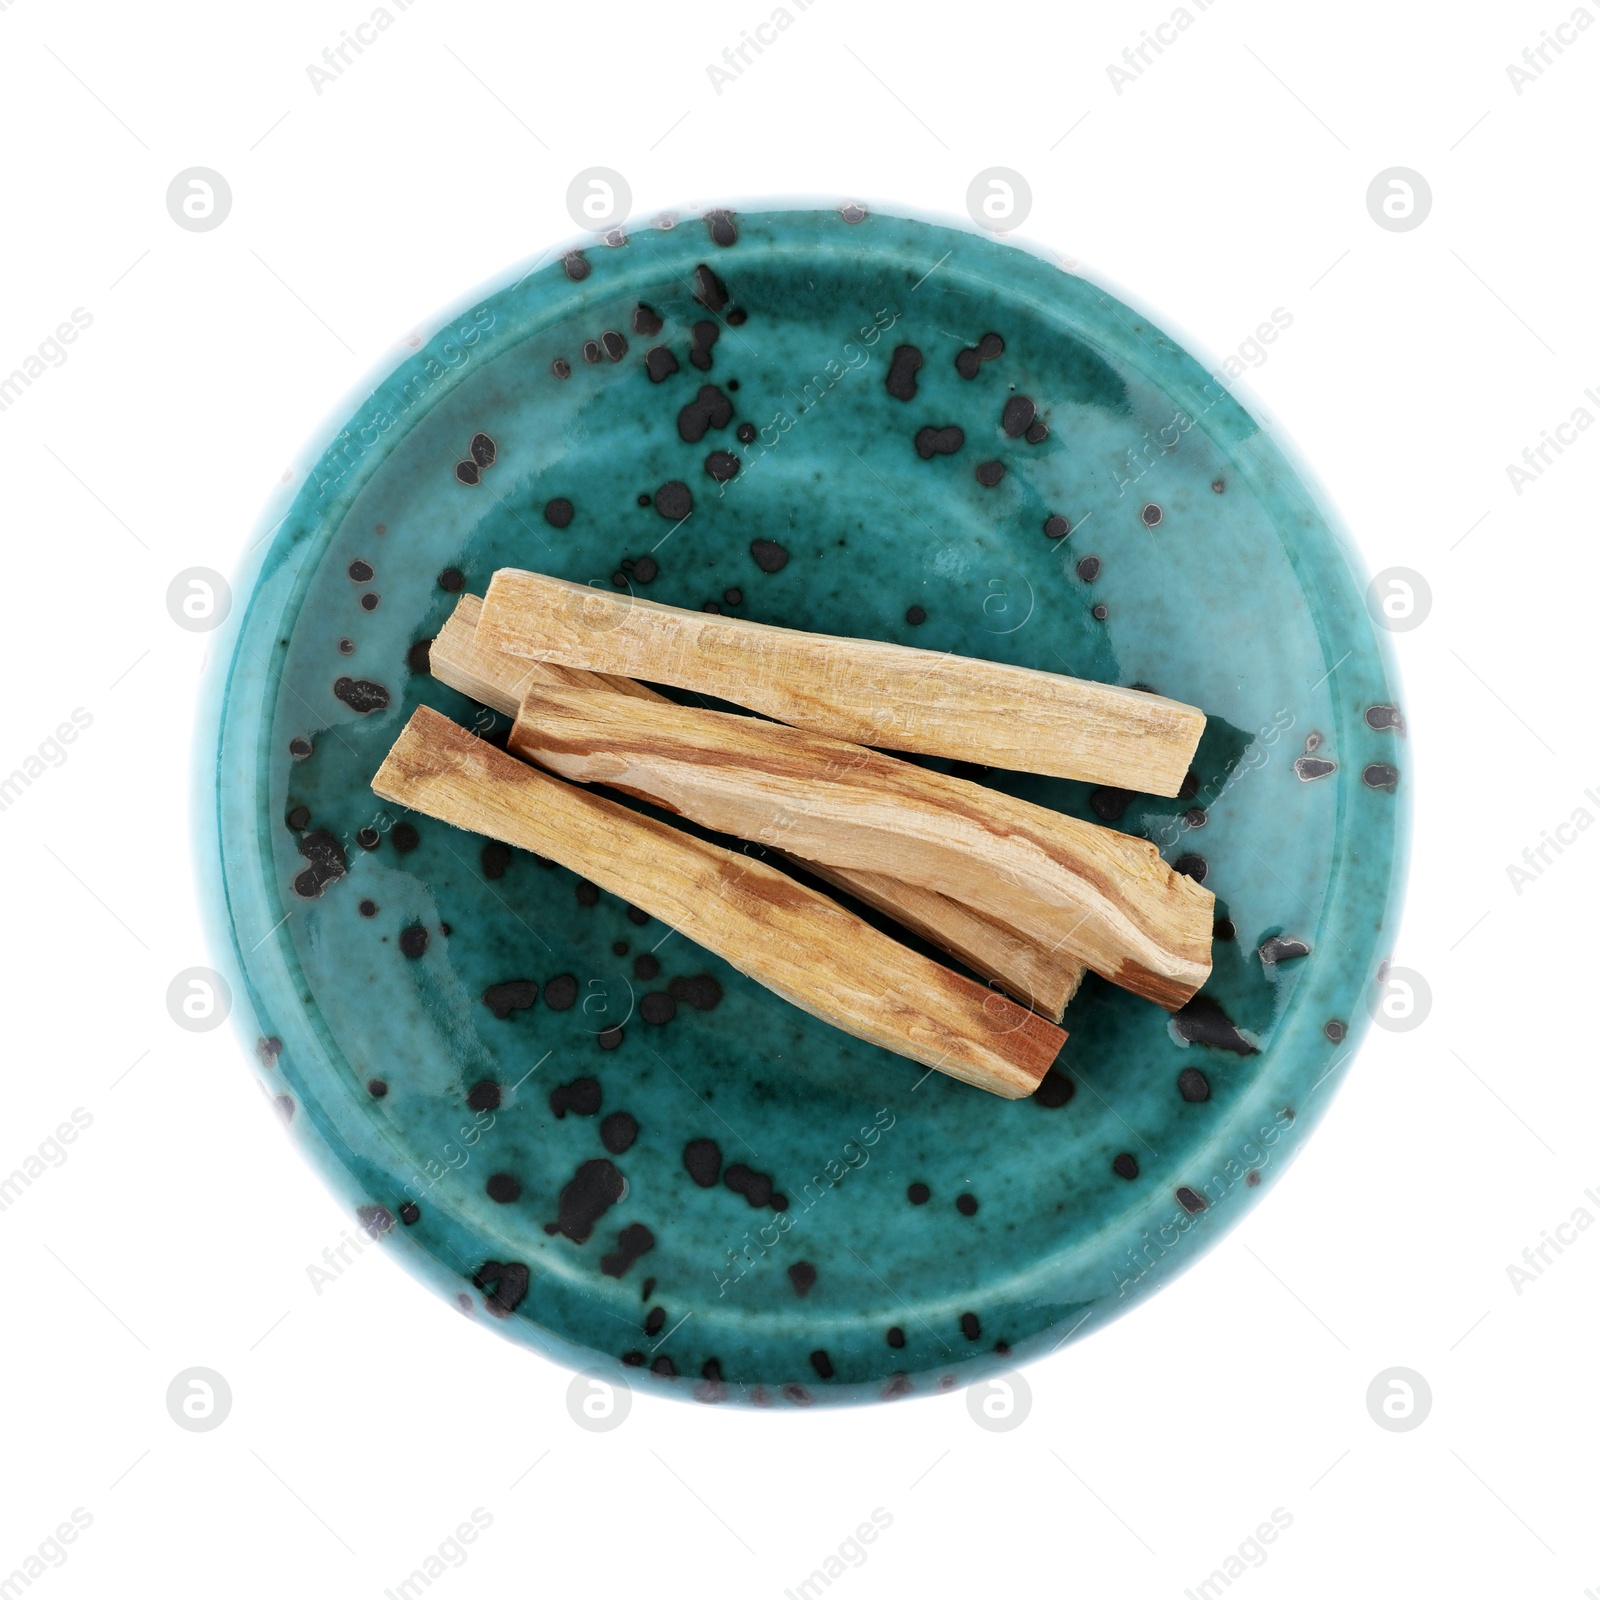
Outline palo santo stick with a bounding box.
[372,706,1066,1098]
[433,594,1084,1017]
[788,858,1085,1022]
[509,683,1214,1009]
[477,568,1205,794]
[429,593,657,714]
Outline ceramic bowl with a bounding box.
[198,204,1407,1407]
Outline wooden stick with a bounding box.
[372,706,1066,1098]
[429,593,656,714]
[477,568,1205,795]
[509,682,1214,1009]
[433,595,1085,1018]
[787,858,1085,1021]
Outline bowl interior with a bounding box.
[209,207,1405,1406]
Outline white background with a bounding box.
[2,0,1596,1595]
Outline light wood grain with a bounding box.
[429,592,656,714]
[787,858,1085,1021]
[478,567,1205,794]
[433,594,1084,1018]
[510,681,1214,1009]
[372,706,1066,1098]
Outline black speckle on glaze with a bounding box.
[601,1112,639,1154]
[545,974,578,1011]
[655,481,692,520]
[407,638,432,673]
[1044,513,1071,539]
[1295,754,1338,782]
[1112,1152,1139,1179]
[1173,995,1257,1055]
[545,1159,626,1243]
[788,1261,817,1297]
[670,974,724,1010]
[348,559,374,583]
[633,304,663,336]
[725,1163,784,1210]
[358,899,377,918]
[914,425,964,458]
[1364,763,1400,791]
[705,450,739,482]
[634,953,660,981]
[955,332,1004,379]
[640,992,677,1025]
[975,460,1005,487]
[1177,1066,1210,1102]
[692,263,729,312]
[598,1222,652,1273]
[550,1077,602,1119]
[1002,395,1035,437]
[749,539,788,573]
[390,823,418,853]
[576,879,600,907]
[597,1025,624,1051]
[907,1182,929,1205]
[632,555,659,584]
[481,841,512,880]
[1034,1069,1074,1108]
[645,346,680,383]
[677,383,733,442]
[704,210,738,247]
[360,592,380,611]
[366,1076,387,1097]
[486,1173,521,1204]
[601,330,627,361]
[1366,704,1405,732]
[1076,556,1101,583]
[482,979,539,1019]
[438,567,465,593]
[886,1327,906,1349]
[293,830,347,899]
[1089,787,1132,822]
[333,677,390,714]
[906,605,925,625]
[289,736,313,760]
[956,1193,978,1217]
[1025,420,1049,443]
[551,357,571,379]
[1260,934,1311,965]
[467,1080,502,1112]
[473,1260,529,1318]
[1174,854,1207,882]
[960,1312,981,1341]
[644,1305,666,1336]
[582,340,601,364]
[399,1201,420,1225]
[544,497,574,529]
[1142,503,1163,527]
[689,320,720,371]
[810,1350,834,1380]
[683,1138,721,1187]
[885,345,923,401]
[1214,918,1236,941]
[1176,1186,1207,1214]
[356,827,380,850]
[285,804,310,831]
[562,251,589,281]
[1325,1019,1347,1042]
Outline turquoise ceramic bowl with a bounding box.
[198,205,1407,1407]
